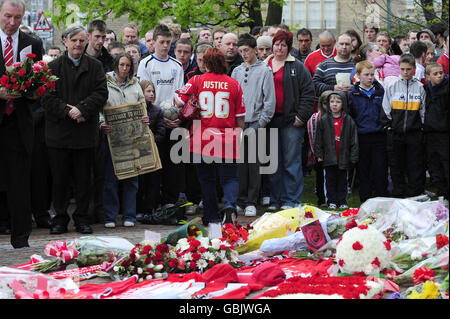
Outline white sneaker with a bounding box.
[198,200,204,209]
[244,205,257,217]
[236,205,244,215]
[104,222,115,228]
[267,205,279,211]
[208,223,222,239]
[261,197,270,206]
[339,204,349,209]
[328,203,337,210]
[280,205,293,210]
[123,221,135,227]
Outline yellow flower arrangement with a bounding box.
[407,281,441,299]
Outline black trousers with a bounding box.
[160,129,185,205]
[48,147,94,227]
[0,113,32,248]
[137,170,162,213]
[185,162,202,204]
[324,165,348,206]
[314,160,325,205]
[426,132,449,199]
[387,130,425,198]
[31,116,52,221]
[88,132,105,223]
[357,132,388,202]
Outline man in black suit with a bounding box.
[0,0,44,248]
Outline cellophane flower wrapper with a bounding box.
[75,236,135,267]
[357,198,449,242]
[393,246,449,285]
[235,209,300,254]
[163,217,208,246]
[0,267,79,299]
[259,212,348,254]
[390,236,440,271]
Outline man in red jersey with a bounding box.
[304,30,337,77]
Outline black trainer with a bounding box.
[220,207,237,225]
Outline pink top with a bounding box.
[372,54,401,78]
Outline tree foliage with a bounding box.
[48,0,286,34]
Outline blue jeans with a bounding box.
[196,160,238,225]
[269,119,305,208]
[103,140,138,224]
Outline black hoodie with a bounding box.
[423,75,449,133]
[314,91,359,169]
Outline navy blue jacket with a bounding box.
[424,75,449,133]
[145,102,165,145]
[348,80,385,134]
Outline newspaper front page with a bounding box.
[104,102,162,180]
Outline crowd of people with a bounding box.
[0,0,448,249]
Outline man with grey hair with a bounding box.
[220,32,243,75]
[304,30,337,77]
[122,23,148,56]
[41,25,108,235]
[313,33,355,96]
[0,0,43,248]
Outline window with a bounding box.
[282,0,336,29]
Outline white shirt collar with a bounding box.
[0,28,20,43]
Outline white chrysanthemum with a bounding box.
[336,225,391,275]
[203,252,215,261]
[177,238,190,251]
[197,259,208,270]
[140,240,157,247]
[182,252,192,261]
[169,250,178,259]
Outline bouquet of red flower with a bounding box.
[0,53,58,98]
[111,240,176,281]
[221,223,250,248]
[175,237,242,273]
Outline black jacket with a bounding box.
[42,52,108,149]
[314,91,359,169]
[84,44,114,73]
[266,54,316,125]
[423,75,449,133]
[145,102,165,145]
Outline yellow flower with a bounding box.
[407,281,441,299]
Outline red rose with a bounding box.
[144,257,152,265]
[345,220,357,230]
[25,80,32,88]
[0,75,9,86]
[352,241,363,250]
[412,267,436,285]
[147,268,155,276]
[10,76,16,83]
[339,259,345,267]
[17,69,26,77]
[129,253,136,262]
[168,259,177,268]
[302,220,328,252]
[357,225,368,230]
[189,238,201,248]
[383,240,391,251]
[209,260,215,267]
[189,261,197,270]
[436,234,449,249]
[156,244,169,254]
[198,247,207,253]
[304,211,314,219]
[192,252,201,261]
[153,251,163,261]
[26,53,36,58]
[37,86,46,96]
[12,83,20,91]
[142,245,152,255]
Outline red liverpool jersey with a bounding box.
[177,73,246,159]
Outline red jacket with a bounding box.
[437,52,449,75]
[304,47,337,77]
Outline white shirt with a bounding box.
[136,54,184,107]
[0,29,19,64]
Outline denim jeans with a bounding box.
[269,116,305,208]
[196,160,238,225]
[103,139,138,224]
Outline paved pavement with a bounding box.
[0,205,260,272]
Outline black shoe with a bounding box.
[35,217,52,229]
[75,224,93,234]
[0,225,11,235]
[220,207,237,225]
[50,224,68,235]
